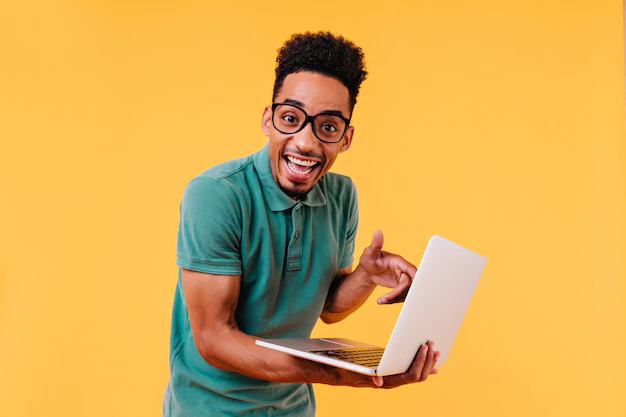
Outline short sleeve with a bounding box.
[176,177,243,275]
[339,180,358,269]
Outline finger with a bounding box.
[420,342,436,381]
[393,259,417,283]
[428,351,440,375]
[369,230,384,253]
[409,343,428,382]
[382,345,430,388]
[377,271,412,304]
[372,375,383,387]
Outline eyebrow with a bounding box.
[283,98,305,107]
[282,98,349,119]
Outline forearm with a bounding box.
[194,325,312,382]
[193,325,373,386]
[182,269,378,387]
[321,264,375,323]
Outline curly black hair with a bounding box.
[272,31,368,112]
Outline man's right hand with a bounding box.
[328,341,440,388]
[371,341,439,388]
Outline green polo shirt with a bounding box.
[163,143,358,417]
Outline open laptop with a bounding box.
[255,235,487,376]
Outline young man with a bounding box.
[163,32,439,417]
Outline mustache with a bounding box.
[281,147,325,163]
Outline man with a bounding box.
[163,32,439,417]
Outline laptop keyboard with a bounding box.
[310,348,385,367]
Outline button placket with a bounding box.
[286,203,303,271]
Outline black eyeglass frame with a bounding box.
[271,102,351,144]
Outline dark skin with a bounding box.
[184,71,439,388]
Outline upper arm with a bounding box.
[320,265,353,323]
[181,268,242,358]
[176,177,247,363]
[325,265,353,305]
[338,179,359,269]
[177,177,243,275]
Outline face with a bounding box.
[261,71,354,200]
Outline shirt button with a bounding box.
[294,231,299,239]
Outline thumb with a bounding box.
[372,375,384,387]
[369,230,384,253]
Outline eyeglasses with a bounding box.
[271,102,351,143]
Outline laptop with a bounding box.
[255,235,487,376]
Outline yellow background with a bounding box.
[1,1,624,416]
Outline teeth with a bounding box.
[287,155,317,167]
[287,160,313,175]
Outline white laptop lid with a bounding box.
[377,235,486,375]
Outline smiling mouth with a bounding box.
[285,155,321,177]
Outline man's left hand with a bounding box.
[358,230,417,304]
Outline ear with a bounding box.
[339,125,354,153]
[261,106,272,136]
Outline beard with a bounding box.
[276,179,312,200]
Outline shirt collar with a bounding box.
[253,142,327,211]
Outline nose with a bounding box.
[291,120,319,153]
